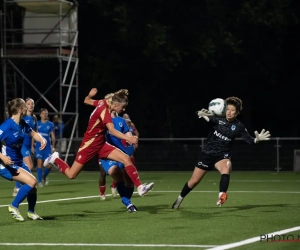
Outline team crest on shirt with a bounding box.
[119,122,123,127]
[231,125,236,131]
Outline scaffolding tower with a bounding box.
[1,0,79,161]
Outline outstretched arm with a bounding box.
[84,88,98,106]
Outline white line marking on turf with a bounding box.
[0,243,218,248]
[207,226,300,250]
[0,190,300,208]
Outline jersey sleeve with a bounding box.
[21,119,33,134]
[239,125,255,145]
[102,108,113,125]
[208,115,219,125]
[0,123,7,141]
[49,122,54,132]
[92,100,100,107]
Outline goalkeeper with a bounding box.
[172,96,271,209]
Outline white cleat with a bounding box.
[27,212,43,220]
[43,152,59,167]
[12,188,20,197]
[44,176,49,186]
[111,186,118,198]
[172,195,184,209]
[8,205,24,222]
[137,182,154,196]
[100,195,106,200]
[38,182,43,188]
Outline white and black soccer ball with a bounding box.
[208,98,226,117]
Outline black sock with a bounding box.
[180,182,193,198]
[219,174,230,193]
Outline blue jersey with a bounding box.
[36,120,54,150]
[22,115,36,148]
[106,116,134,155]
[0,118,32,165]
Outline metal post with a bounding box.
[276,138,281,172]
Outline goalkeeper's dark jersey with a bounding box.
[202,116,255,157]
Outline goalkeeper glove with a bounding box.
[196,109,213,118]
[254,129,271,143]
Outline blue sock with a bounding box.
[125,186,134,199]
[43,168,51,178]
[27,187,37,213]
[12,184,33,208]
[116,182,132,207]
[15,181,22,189]
[37,168,43,183]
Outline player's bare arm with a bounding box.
[31,131,47,150]
[84,88,98,106]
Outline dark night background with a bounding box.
[1,0,300,138]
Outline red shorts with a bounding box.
[75,139,117,165]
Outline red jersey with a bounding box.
[82,99,112,145]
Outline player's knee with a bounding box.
[226,160,232,172]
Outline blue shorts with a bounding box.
[0,162,31,181]
[100,159,124,175]
[35,148,52,160]
[21,144,32,158]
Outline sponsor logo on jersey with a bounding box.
[219,120,226,125]
[213,131,231,141]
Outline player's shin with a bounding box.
[53,158,70,174]
[124,165,142,188]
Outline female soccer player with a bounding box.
[35,108,55,187]
[44,88,154,197]
[0,98,46,221]
[172,96,271,209]
[13,97,37,196]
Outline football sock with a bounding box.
[219,174,230,192]
[12,184,33,208]
[37,168,43,183]
[15,181,22,189]
[99,185,106,196]
[27,187,37,213]
[44,168,51,178]
[125,186,134,199]
[111,180,117,188]
[54,158,69,174]
[116,182,132,207]
[180,182,193,198]
[124,165,142,188]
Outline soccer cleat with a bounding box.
[216,192,228,206]
[137,182,154,196]
[12,187,20,197]
[8,205,24,222]
[100,195,106,200]
[38,182,43,188]
[111,186,118,198]
[43,176,49,185]
[43,151,59,167]
[172,195,184,209]
[127,204,138,213]
[27,212,43,220]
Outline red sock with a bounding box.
[125,164,142,188]
[111,180,117,188]
[131,156,136,166]
[99,185,106,196]
[54,158,70,174]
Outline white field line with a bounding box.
[1,190,300,208]
[207,226,300,250]
[0,243,217,248]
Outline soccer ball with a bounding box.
[208,98,226,117]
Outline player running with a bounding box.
[172,96,271,209]
[44,88,154,197]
